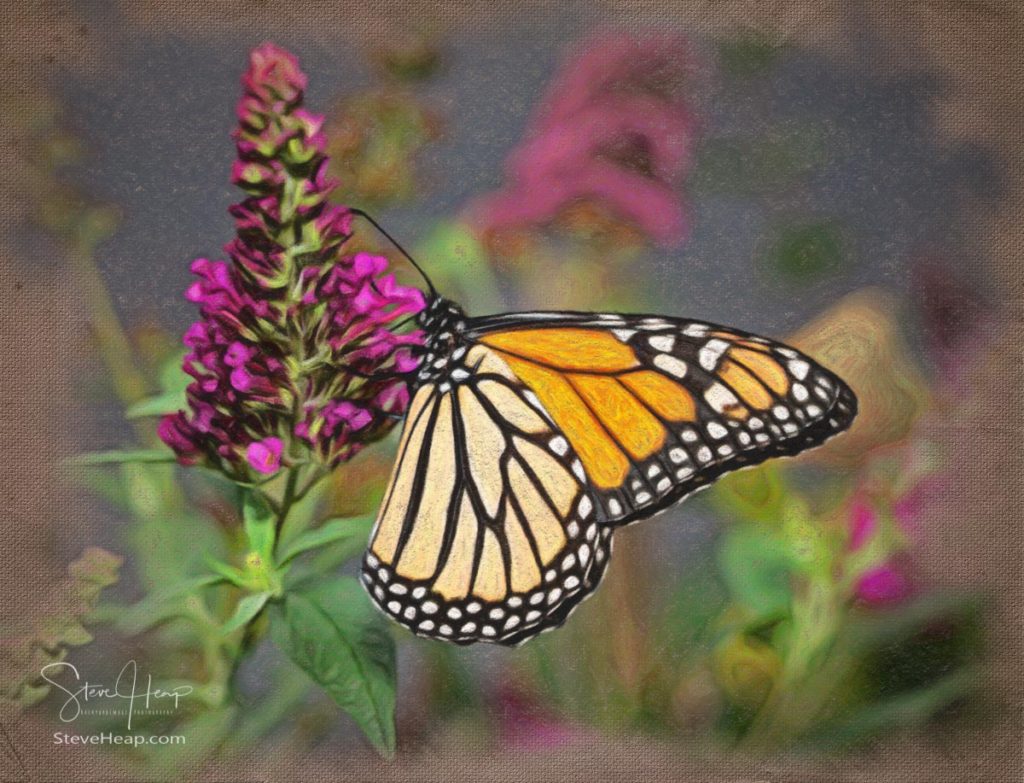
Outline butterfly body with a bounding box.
[361,296,857,646]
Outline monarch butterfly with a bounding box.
[353,212,857,646]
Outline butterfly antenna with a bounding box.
[349,208,438,299]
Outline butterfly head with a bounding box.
[416,295,466,334]
[412,296,469,386]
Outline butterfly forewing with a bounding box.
[362,307,857,645]
[467,313,856,526]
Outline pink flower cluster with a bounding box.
[469,31,696,248]
[846,474,943,605]
[160,43,424,478]
[846,499,911,604]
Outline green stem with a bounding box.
[226,465,302,697]
[293,467,327,503]
[275,467,300,543]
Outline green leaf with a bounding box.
[158,350,191,391]
[271,577,396,757]
[39,617,92,647]
[204,556,248,588]
[658,559,728,652]
[243,489,277,560]
[68,547,122,592]
[116,573,226,634]
[708,463,787,524]
[67,466,130,508]
[18,683,51,708]
[71,448,175,465]
[124,389,187,419]
[125,352,191,418]
[278,516,373,566]
[718,524,795,618]
[221,592,271,634]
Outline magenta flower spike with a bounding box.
[160,43,424,479]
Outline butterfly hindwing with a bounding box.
[362,305,857,646]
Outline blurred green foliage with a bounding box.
[765,221,848,282]
[716,34,790,79]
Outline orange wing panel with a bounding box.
[481,328,638,372]
[709,331,771,354]
[502,354,630,489]
[728,347,790,396]
[569,374,665,461]
[718,359,774,410]
[620,370,697,422]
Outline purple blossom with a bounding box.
[467,31,696,248]
[247,437,284,475]
[160,43,424,479]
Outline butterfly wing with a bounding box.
[362,363,612,646]
[467,311,857,525]
[362,311,856,646]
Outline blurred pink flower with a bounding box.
[847,499,877,552]
[855,566,910,604]
[910,253,990,383]
[846,471,943,605]
[494,683,585,750]
[468,30,696,248]
[891,472,947,536]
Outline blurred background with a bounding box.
[2,2,1021,781]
